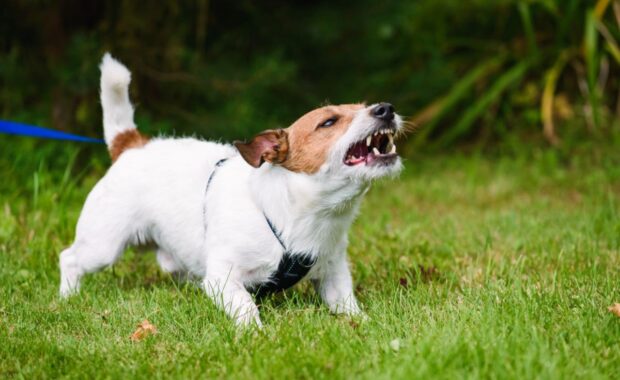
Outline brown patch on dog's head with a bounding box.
[284,104,364,173]
[109,129,150,162]
[235,104,364,173]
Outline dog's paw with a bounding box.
[59,283,79,299]
[352,311,370,322]
[235,314,263,330]
[329,299,363,317]
[234,307,263,329]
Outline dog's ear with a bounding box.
[234,129,289,168]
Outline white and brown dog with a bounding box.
[59,54,403,326]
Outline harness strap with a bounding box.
[263,212,286,250]
[202,157,317,298]
[251,247,317,299]
[207,158,228,187]
[203,158,229,236]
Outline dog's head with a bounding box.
[235,103,403,180]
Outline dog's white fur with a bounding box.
[59,54,403,326]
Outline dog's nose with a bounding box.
[371,102,395,121]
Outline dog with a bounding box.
[58,54,403,327]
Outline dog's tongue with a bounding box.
[350,141,367,158]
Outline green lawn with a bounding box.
[1,138,619,379]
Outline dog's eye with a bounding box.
[318,117,338,128]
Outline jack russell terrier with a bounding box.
[59,54,404,327]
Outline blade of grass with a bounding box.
[595,0,612,19]
[432,58,534,148]
[584,9,602,129]
[614,1,620,117]
[408,97,446,129]
[596,20,620,64]
[557,0,580,46]
[573,61,596,131]
[518,2,538,55]
[585,10,599,89]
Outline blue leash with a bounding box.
[0,120,104,144]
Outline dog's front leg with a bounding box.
[203,264,261,328]
[314,253,363,316]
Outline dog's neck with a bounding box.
[249,164,369,255]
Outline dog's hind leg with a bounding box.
[156,249,192,283]
[156,249,181,274]
[59,235,127,298]
[59,246,81,297]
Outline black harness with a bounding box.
[204,158,317,298]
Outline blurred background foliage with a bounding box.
[1,0,619,152]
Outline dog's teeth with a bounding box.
[388,134,394,143]
[366,136,372,146]
[373,147,380,155]
[390,144,396,154]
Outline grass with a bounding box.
[1,136,619,379]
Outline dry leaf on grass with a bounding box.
[399,277,408,288]
[608,303,620,318]
[348,319,360,329]
[130,320,157,341]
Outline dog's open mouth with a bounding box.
[344,128,397,166]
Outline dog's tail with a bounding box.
[99,53,148,162]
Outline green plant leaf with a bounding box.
[518,2,538,55]
[432,58,535,148]
[584,10,602,129]
[595,0,612,19]
[596,20,620,64]
[541,50,574,145]
[411,56,505,146]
